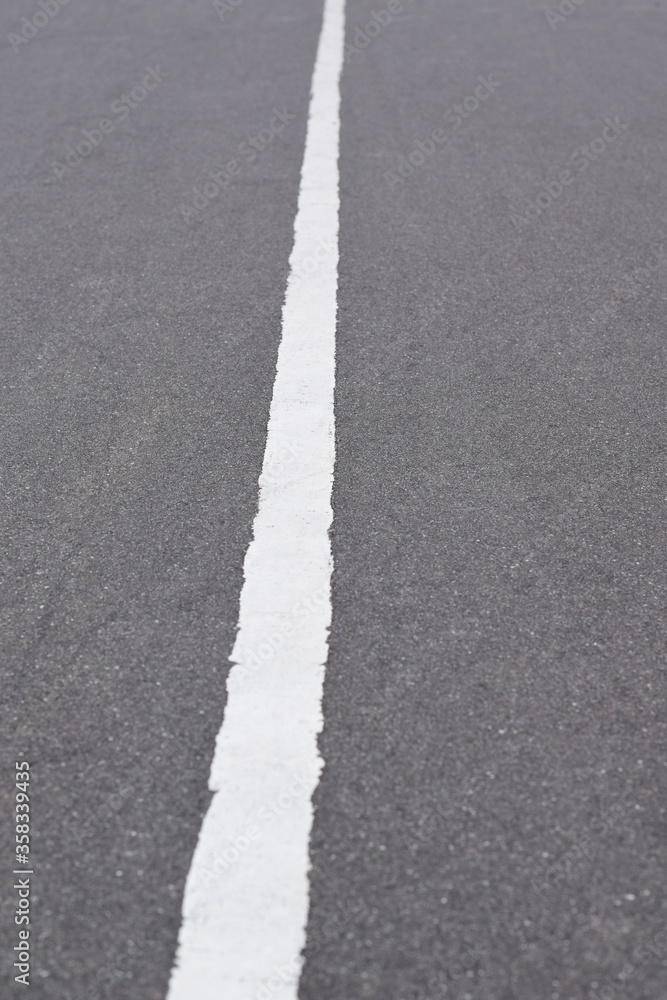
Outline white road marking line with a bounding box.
[166,0,345,996]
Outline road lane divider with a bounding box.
[166,0,345,996]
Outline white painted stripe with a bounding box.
[166,0,345,997]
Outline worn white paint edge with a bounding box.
[166,0,345,996]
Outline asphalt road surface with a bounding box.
[1,0,667,998]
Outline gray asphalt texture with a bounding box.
[1,0,666,998]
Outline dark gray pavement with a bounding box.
[1,0,321,996]
[1,0,666,998]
